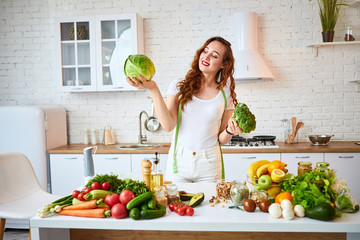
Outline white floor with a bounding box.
[3,229,29,240]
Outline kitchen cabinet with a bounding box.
[281,153,324,175]
[325,153,360,201]
[131,154,168,181]
[223,153,281,181]
[93,154,131,177]
[50,154,83,195]
[55,13,144,92]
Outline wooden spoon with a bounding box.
[291,117,297,143]
[292,121,304,143]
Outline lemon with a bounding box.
[271,169,286,183]
[267,184,281,198]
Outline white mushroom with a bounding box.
[282,208,295,220]
[268,203,282,218]
[294,204,305,217]
[280,199,293,210]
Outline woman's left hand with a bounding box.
[227,118,243,135]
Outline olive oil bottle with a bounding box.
[150,152,163,191]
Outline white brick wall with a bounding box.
[0,0,359,144]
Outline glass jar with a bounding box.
[165,183,180,204]
[298,161,312,177]
[230,180,249,206]
[250,190,268,206]
[315,162,330,175]
[153,186,168,208]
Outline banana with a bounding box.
[256,163,269,178]
[247,160,270,178]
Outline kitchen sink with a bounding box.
[115,143,160,150]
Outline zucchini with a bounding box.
[140,204,166,219]
[126,191,152,210]
[189,192,205,207]
[179,191,196,201]
[306,202,336,221]
[84,190,111,200]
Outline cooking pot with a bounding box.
[308,135,334,145]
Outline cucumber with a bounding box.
[140,204,166,219]
[179,191,196,201]
[306,202,336,221]
[147,198,156,209]
[126,191,152,210]
[189,192,205,207]
[141,203,149,211]
[129,207,141,220]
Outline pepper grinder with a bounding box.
[141,159,152,186]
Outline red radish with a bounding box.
[119,190,135,205]
[105,193,120,207]
[111,203,128,219]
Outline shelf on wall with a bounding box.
[306,41,360,56]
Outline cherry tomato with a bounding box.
[72,190,79,198]
[169,203,175,212]
[173,205,178,212]
[186,207,194,216]
[91,182,100,190]
[82,188,91,194]
[77,193,85,201]
[101,182,110,190]
[176,207,186,216]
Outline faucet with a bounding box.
[139,111,150,144]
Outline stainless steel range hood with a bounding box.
[233,12,274,80]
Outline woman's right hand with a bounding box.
[126,75,157,90]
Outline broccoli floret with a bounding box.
[232,103,256,133]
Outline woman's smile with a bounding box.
[201,60,210,66]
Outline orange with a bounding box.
[275,192,293,204]
[267,160,287,174]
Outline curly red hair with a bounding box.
[176,36,238,110]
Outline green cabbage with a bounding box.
[124,54,155,81]
[232,103,256,133]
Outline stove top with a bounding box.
[222,136,279,149]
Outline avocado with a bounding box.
[306,202,336,221]
[189,192,205,207]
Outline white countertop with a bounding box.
[30,183,360,233]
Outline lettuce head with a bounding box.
[124,54,155,82]
[232,103,256,133]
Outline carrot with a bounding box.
[58,208,111,218]
[62,199,98,210]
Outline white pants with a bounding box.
[166,145,222,183]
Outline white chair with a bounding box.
[0,152,61,240]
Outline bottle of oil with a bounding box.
[150,152,163,191]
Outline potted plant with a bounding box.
[310,0,346,42]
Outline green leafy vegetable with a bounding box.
[85,174,149,196]
[124,54,155,81]
[231,103,256,133]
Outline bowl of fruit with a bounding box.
[247,160,292,198]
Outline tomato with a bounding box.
[82,188,91,194]
[119,190,135,205]
[176,207,186,216]
[186,207,194,216]
[111,203,128,219]
[101,182,110,190]
[105,193,120,207]
[77,193,85,201]
[72,190,79,198]
[91,182,100,190]
[169,203,175,212]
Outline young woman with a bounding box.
[126,36,242,183]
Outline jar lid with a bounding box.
[315,162,329,167]
[298,161,312,166]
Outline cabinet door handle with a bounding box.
[241,156,256,159]
[104,157,119,160]
[338,156,354,159]
[64,157,78,160]
[295,156,310,159]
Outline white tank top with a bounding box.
[167,79,234,150]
